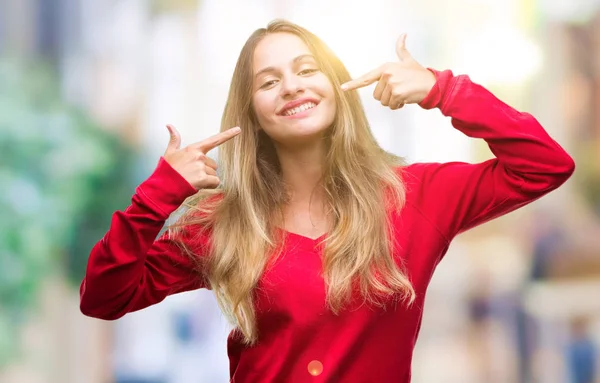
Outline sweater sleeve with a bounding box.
[409,69,575,241]
[80,157,207,320]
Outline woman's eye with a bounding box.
[260,80,278,89]
[299,68,318,76]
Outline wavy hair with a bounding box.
[170,19,415,344]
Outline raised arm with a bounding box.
[80,158,203,319]
[80,125,241,319]
[342,34,574,240]
[410,68,574,239]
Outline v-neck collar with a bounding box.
[276,228,328,249]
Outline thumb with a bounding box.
[395,33,410,61]
[165,124,181,153]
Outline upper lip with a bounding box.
[277,98,319,115]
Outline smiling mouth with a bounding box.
[281,102,318,117]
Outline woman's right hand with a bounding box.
[163,124,241,190]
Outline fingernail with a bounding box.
[233,127,241,133]
[340,83,348,91]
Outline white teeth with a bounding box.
[284,102,316,116]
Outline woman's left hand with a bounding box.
[341,34,436,110]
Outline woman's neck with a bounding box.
[276,139,327,204]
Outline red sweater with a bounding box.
[80,69,574,382]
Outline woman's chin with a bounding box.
[283,117,332,136]
[273,128,329,148]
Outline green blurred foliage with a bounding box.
[0,58,137,366]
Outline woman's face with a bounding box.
[252,32,337,147]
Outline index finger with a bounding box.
[196,127,241,153]
[341,67,383,91]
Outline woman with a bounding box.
[80,19,575,382]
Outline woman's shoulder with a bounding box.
[393,161,462,206]
[393,162,440,185]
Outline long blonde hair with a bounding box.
[170,19,415,344]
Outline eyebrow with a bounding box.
[254,54,316,79]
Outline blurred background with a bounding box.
[1,0,599,382]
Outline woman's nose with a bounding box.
[280,74,304,97]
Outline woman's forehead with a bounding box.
[253,33,313,73]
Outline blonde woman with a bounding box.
[80,20,575,382]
